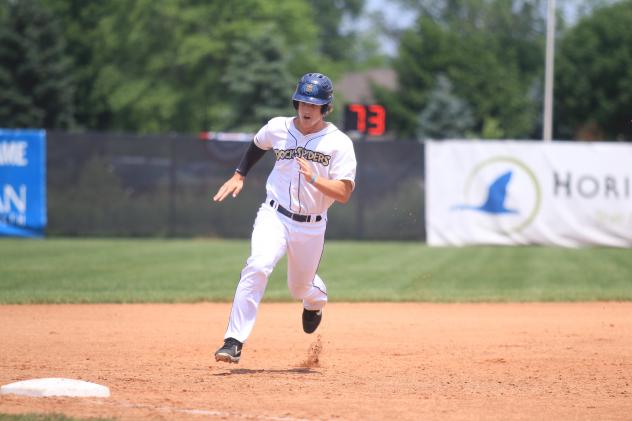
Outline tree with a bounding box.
[307,0,364,62]
[374,0,545,140]
[555,0,632,140]
[416,74,475,139]
[0,0,75,129]
[40,0,119,130]
[40,0,336,133]
[220,25,295,131]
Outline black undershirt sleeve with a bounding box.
[235,141,267,176]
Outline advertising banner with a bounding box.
[426,141,632,248]
[0,129,47,237]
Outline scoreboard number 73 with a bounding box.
[343,104,387,137]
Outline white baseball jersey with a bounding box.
[254,116,357,216]
[223,116,357,344]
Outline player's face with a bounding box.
[295,101,327,134]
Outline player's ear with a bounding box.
[321,104,333,116]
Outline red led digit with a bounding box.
[367,104,386,136]
[349,104,366,133]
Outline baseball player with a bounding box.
[213,72,357,364]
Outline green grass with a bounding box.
[1,238,631,303]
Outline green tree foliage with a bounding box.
[0,0,75,129]
[376,0,545,140]
[36,0,373,134]
[80,0,317,133]
[220,25,295,131]
[416,74,475,139]
[40,0,118,130]
[555,0,632,140]
[307,0,364,61]
[2,0,382,133]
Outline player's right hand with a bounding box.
[213,172,245,202]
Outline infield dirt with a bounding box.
[1,303,631,420]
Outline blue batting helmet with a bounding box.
[292,73,334,106]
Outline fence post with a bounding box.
[168,135,177,237]
[355,136,366,239]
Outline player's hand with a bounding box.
[213,172,245,202]
[296,157,314,181]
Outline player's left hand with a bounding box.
[213,172,245,202]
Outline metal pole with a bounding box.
[543,0,556,142]
[168,136,176,237]
[355,134,366,240]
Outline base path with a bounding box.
[1,303,631,420]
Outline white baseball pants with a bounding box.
[224,202,327,343]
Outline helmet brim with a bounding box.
[292,93,331,106]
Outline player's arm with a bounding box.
[296,157,354,204]
[213,141,266,202]
[313,178,354,204]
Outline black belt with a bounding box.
[269,200,322,223]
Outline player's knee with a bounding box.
[245,256,274,278]
[288,282,311,299]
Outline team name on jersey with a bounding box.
[273,147,331,166]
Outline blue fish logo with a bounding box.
[453,170,518,214]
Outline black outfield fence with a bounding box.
[47,132,426,240]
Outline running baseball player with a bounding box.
[213,72,357,364]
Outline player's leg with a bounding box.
[223,204,287,343]
[286,223,327,333]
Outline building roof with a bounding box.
[335,68,397,103]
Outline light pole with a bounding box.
[543,0,556,142]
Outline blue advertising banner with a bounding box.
[0,129,47,237]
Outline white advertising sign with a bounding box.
[426,141,632,247]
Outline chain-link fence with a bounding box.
[47,131,426,240]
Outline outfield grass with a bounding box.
[1,238,631,303]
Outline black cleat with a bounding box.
[302,308,322,334]
[214,337,243,364]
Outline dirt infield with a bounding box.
[1,303,631,420]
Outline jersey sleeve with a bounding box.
[253,117,285,150]
[329,137,357,189]
[253,122,272,150]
